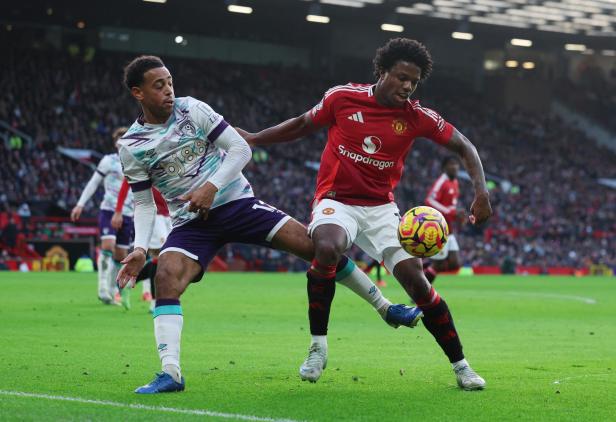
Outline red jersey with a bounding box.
[426,173,459,231]
[116,178,170,217]
[310,83,454,206]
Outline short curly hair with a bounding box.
[373,38,433,80]
[123,55,165,90]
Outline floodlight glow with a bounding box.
[320,0,365,7]
[306,14,330,23]
[565,43,586,51]
[505,60,519,68]
[381,23,404,32]
[452,31,473,40]
[228,5,253,14]
[522,61,535,69]
[174,35,184,44]
[511,38,532,47]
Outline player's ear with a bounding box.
[131,86,144,101]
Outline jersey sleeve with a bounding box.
[415,105,454,145]
[118,144,151,192]
[96,155,112,177]
[309,87,339,127]
[187,97,228,142]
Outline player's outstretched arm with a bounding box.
[236,112,319,146]
[444,129,492,225]
[71,171,104,221]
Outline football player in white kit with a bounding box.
[71,127,134,306]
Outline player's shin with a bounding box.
[416,286,464,363]
[97,250,113,300]
[335,256,391,317]
[153,299,183,383]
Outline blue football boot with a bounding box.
[134,372,185,394]
[385,304,423,329]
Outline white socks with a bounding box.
[336,261,392,317]
[311,335,328,349]
[452,359,469,371]
[97,251,112,300]
[108,258,122,295]
[142,278,152,295]
[153,301,183,383]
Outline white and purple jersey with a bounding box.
[97,153,134,217]
[118,96,253,227]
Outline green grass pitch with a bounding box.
[0,272,615,421]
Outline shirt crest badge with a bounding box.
[392,119,408,135]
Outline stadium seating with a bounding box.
[1,48,614,270]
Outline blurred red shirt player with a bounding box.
[425,156,462,273]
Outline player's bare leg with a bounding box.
[135,251,201,394]
[271,218,413,325]
[432,251,461,273]
[98,238,116,303]
[390,256,485,390]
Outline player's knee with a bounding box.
[313,239,344,266]
[154,266,182,299]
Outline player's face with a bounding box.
[445,161,459,179]
[131,66,175,121]
[377,61,422,108]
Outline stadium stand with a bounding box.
[1,47,614,271]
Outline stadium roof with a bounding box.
[5,0,616,50]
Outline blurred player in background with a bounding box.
[115,56,421,394]
[424,156,462,283]
[70,127,134,307]
[239,38,492,390]
[113,179,172,310]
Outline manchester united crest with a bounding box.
[392,119,408,135]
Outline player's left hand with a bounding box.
[117,248,147,289]
[111,211,123,230]
[469,190,492,225]
[179,181,219,220]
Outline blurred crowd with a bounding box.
[1,48,614,269]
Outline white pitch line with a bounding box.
[0,390,304,422]
[553,373,612,384]
[503,291,597,305]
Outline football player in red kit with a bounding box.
[425,156,463,279]
[238,38,492,390]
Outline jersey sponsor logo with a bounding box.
[322,208,335,215]
[337,144,394,170]
[392,119,408,135]
[347,111,364,123]
[362,136,382,154]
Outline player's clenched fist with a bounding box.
[117,247,147,289]
[179,181,219,220]
[469,190,492,225]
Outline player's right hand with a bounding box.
[469,190,492,225]
[70,205,83,222]
[117,248,147,289]
[111,211,123,230]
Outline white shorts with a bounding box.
[307,199,416,273]
[149,215,173,250]
[430,234,459,260]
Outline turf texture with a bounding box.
[0,272,614,421]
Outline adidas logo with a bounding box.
[347,111,364,123]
